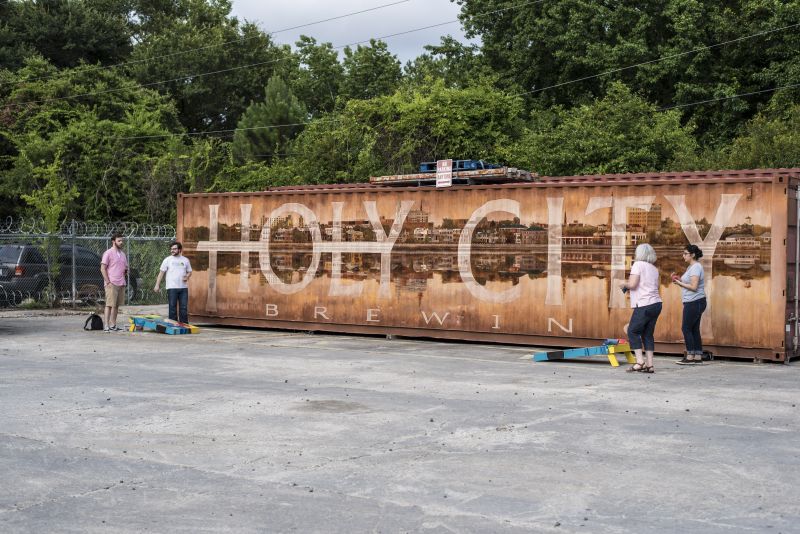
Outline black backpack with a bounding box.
[84,313,104,331]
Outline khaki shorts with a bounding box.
[105,283,126,308]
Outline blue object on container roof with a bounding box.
[419,160,503,173]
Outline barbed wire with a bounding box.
[0,217,175,239]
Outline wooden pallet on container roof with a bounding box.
[370,166,536,186]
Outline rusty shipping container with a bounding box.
[178,168,800,362]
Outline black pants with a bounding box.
[682,298,707,354]
[167,288,189,323]
[628,302,662,351]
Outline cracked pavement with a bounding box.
[1,306,799,533]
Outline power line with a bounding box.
[111,81,800,143]
[5,0,546,109]
[111,119,348,141]
[657,82,800,112]
[0,0,412,88]
[8,0,793,144]
[514,21,800,98]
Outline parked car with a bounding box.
[0,243,140,305]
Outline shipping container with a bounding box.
[178,168,800,362]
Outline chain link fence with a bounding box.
[0,217,176,308]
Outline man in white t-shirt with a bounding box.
[154,241,193,323]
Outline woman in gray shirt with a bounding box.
[671,244,706,365]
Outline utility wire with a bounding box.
[5,0,546,109]
[657,82,800,112]
[514,21,800,98]
[113,119,344,141]
[0,0,411,87]
[115,121,320,141]
[9,0,793,140]
[111,80,800,143]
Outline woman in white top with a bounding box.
[671,244,707,365]
[620,243,663,373]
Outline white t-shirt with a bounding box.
[160,255,192,289]
[629,261,662,308]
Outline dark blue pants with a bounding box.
[682,298,707,354]
[628,302,662,351]
[167,288,189,323]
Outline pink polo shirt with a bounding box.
[101,247,128,286]
[629,261,661,308]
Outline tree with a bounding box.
[0,0,133,70]
[1,57,186,221]
[20,151,78,304]
[340,39,402,101]
[724,101,800,169]
[125,0,296,132]
[460,1,668,101]
[404,36,493,88]
[269,80,525,184]
[19,152,78,230]
[291,36,344,117]
[507,83,697,176]
[675,93,800,170]
[231,75,307,164]
[457,0,800,143]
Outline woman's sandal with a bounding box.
[642,366,655,374]
[626,363,645,373]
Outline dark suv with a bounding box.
[0,243,140,305]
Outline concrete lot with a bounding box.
[1,306,798,534]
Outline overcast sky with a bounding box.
[228,0,475,64]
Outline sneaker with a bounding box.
[110,325,123,332]
[676,358,696,365]
[103,327,112,333]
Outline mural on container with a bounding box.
[181,183,775,348]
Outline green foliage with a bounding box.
[459,0,800,144]
[125,0,296,132]
[1,58,186,221]
[723,97,800,169]
[231,75,307,164]
[0,0,133,70]
[2,0,800,223]
[675,94,800,170]
[208,158,302,193]
[291,36,344,117]
[185,137,302,193]
[340,39,402,101]
[507,83,697,176]
[19,152,78,232]
[19,150,78,305]
[272,80,525,183]
[404,37,493,88]
[186,137,228,193]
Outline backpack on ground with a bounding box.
[84,313,104,331]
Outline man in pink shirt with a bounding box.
[100,233,129,332]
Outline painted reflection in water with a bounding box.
[184,247,772,347]
[180,180,784,352]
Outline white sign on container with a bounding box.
[436,159,453,188]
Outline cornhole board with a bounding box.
[129,315,200,335]
[532,341,635,367]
